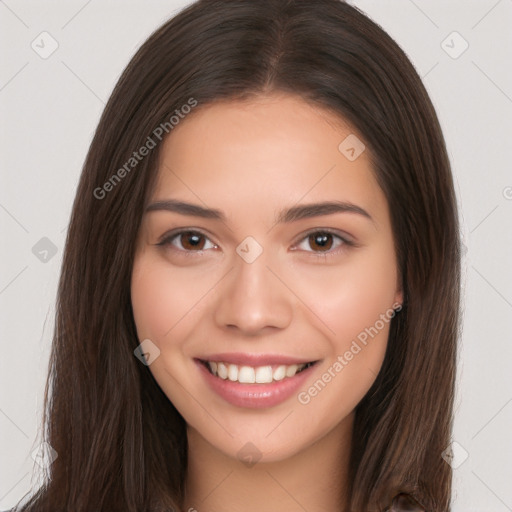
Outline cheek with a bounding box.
[131,260,175,341]
[288,247,398,412]
[130,254,219,341]
[287,245,398,345]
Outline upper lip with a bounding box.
[196,352,317,366]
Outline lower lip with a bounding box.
[195,359,318,409]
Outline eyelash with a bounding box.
[293,229,355,258]
[156,228,355,259]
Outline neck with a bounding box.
[183,413,353,512]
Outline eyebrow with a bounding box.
[146,199,374,224]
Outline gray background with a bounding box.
[1,1,511,510]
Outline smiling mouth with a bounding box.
[198,359,317,384]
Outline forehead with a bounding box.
[153,94,386,222]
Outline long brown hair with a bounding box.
[14,1,460,510]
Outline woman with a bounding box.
[12,0,461,510]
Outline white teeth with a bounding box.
[228,364,238,381]
[255,366,273,383]
[273,365,286,381]
[238,366,256,383]
[206,360,311,383]
[217,362,228,379]
[285,364,299,377]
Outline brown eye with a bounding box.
[293,230,351,255]
[180,231,206,250]
[308,232,334,252]
[158,230,217,252]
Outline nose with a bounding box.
[213,250,294,335]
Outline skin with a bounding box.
[131,93,402,512]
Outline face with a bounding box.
[131,93,402,463]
